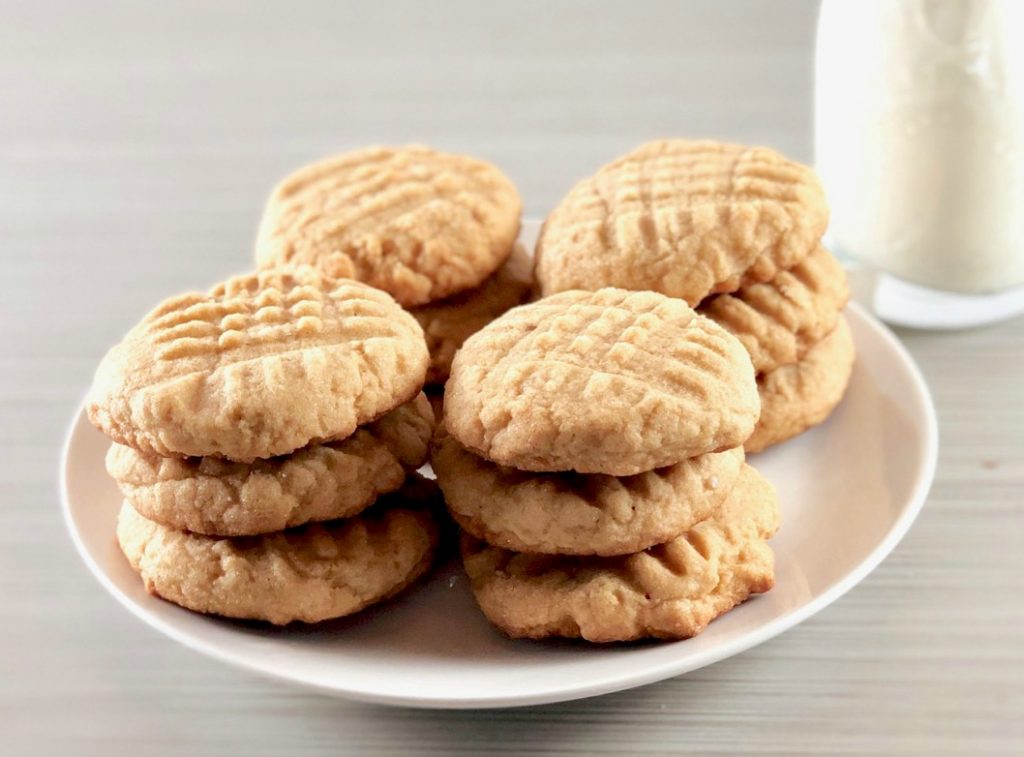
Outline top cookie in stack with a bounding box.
[254,145,531,386]
[433,287,780,642]
[88,267,428,461]
[534,139,852,451]
[87,267,441,624]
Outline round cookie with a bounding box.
[444,288,760,475]
[535,139,827,305]
[432,427,745,556]
[411,243,534,385]
[255,145,522,307]
[700,246,849,374]
[746,316,855,453]
[460,464,779,642]
[87,267,429,462]
[116,483,440,625]
[108,394,435,536]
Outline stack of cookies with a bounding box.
[432,288,781,642]
[699,247,852,451]
[253,144,531,388]
[87,266,441,625]
[535,139,853,451]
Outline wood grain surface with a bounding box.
[2,1,1022,754]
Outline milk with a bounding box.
[815,0,1024,294]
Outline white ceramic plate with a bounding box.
[62,222,938,709]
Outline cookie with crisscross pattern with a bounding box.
[87,266,428,461]
[461,464,779,641]
[535,139,827,305]
[444,288,759,475]
[117,478,441,625]
[700,245,848,374]
[255,145,522,307]
[109,393,434,536]
[746,316,855,453]
[432,426,744,556]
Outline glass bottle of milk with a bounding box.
[815,0,1024,327]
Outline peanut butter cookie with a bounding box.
[117,481,440,625]
[255,145,522,307]
[535,140,827,304]
[461,464,779,642]
[108,394,434,536]
[746,316,855,453]
[87,267,428,462]
[411,243,533,385]
[444,288,759,475]
[432,426,744,556]
[700,246,849,373]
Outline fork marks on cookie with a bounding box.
[147,271,335,361]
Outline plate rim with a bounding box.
[61,302,938,710]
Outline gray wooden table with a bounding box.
[3,1,1022,754]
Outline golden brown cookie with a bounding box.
[461,464,779,642]
[432,427,744,556]
[87,267,429,462]
[411,243,534,385]
[699,246,848,374]
[116,482,440,625]
[444,288,759,475]
[255,145,522,307]
[746,316,855,453]
[535,139,827,305]
[108,394,434,536]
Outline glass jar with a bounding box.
[815,0,1024,325]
